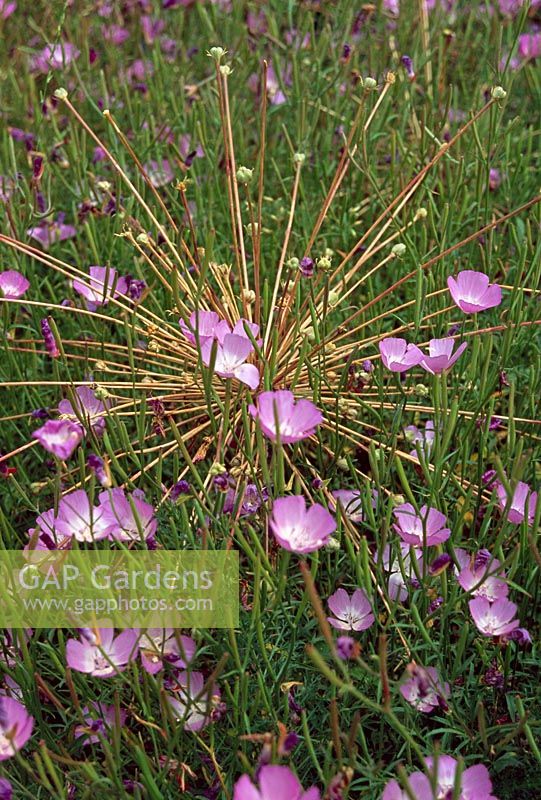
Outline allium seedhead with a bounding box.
[363,76,377,89]
[293,152,306,164]
[391,243,407,257]
[54,87,68,100]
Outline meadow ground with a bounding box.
[0,1,540,798]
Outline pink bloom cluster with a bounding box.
[454,549,529,642]
[495,478,538,526]
[28,487,157,548]
[180,310,260,389]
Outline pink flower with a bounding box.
[201,333,260,390]
[179,310,230,345]
[331,489,364,522]
[447,270,502,313]
[455,548,508,602]
[73,266,129,308]
[145,158,174,188]
[167,671,220,732]
[405,420,435,460]
[58,386,110,436]
[36,490,113,543]
[382,774,432,800]
[32,419,83,460]
[98,488,157,542]
[379,338,423,372]
[424,756,498,800]
[399,664,450,713]
[0,270,29,298]
[66,628,139,678]
[27,213,76,249]
[496,480,538,525]
[234,765,320,800]
[138,630,196,674]
[327,588,374,631]
[270,495,336,553]
[469,596,520,637]
[74,702,127,746]
[0,697,33,760]
[30,42,80,73]
[518,32,541,60]
[249,390,323,443]
[383,756,499,799]
[420,338,467,374]
[0,1,16,21]
[393,503,450,547]
[379,543,424,601]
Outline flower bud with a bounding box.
[209,462,227,477]
[491,86,507,100]
[293,152,306,164]
[316,255,332,272]
[207,47,226,61]
[363,76,377,89]
[54,87,68,100]
[236,165,253,183]
[391,243,407,257]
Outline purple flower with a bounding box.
[405,420,435,460]
[331,489,364,522]
[201,334,260,390]
[270,495,336,553]
[141,15,166,44]
[32,419,83,460]
[399,664,450,713]
[379,543,424,601]
[58,386,110,436]
[336,635,359,661]
[0,697,33,760]
[401,55,415,79]
[66,628,139,678]
[41,318,60,357]
[145,158,174,188]
[167,671,219,732]
[447,270,502,314]
[234,765,320,800]
[74,702,127,746]
[503,627,531,645]
[383,756,499,799]
[455,548,508,602]
[138,630,196,674]
[223,482,267,516]
[87,454,110,487]
[0,778,11,800]
[27,213,77,249]
[393,503,450,547]
[249,390,323,443]
[179,310,231,346]
[327,588,374,631]
[424,756,498,800]
[0,270,29,298]
[102,24,130,45]
[98,488,157,542]
[469,597,520,637]
[420,338,467,374]
[518,32,541,60]
[0,1,16,20]
[37,490,113,543]
[489,168,502,191]
[170,479,190,500]
[496,480,538,525]
[73,266,129,308]
[379,338,423,372]
[30,42,80,73]
[299,257,314,277]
